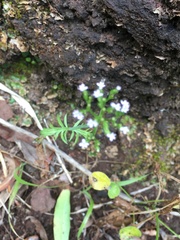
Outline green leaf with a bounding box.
[57,114,65,128]
[73,119,82,127]
[119,226,142,240]
[64,114,68,128]
[108,182,120,199]
[74,132,80,146]
[69,131,75,142]
[83,90,89,102]
[40,128,59,136]
[102,121,110,135]
[116,175,147,187]
[60,131,68,144]
[54,189,71,240]
[77,190,94,239]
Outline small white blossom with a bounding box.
[72,110,84,120]
[87,119,98,128]
[119,126,130,134]
[106,132,116,142]
[116,86,122,91]
[78,83,88,92]
[120,100,130,113]
[110,102,121,111]
[93,89,103,98]
[79,139,89,149]
[96,79,106,89]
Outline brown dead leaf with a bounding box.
[0,151,20,192]
[15,140,53,170]
[113,197,140,213]
[160,195,180,215]
[36,144,53,170]
[0,97,13,120]
[15,140,38,165]
[96,209,132,228]
[30,188,55,213]
[25,216,48,240]
[0,151,20,208]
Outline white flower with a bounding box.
[106,132,116,142]
[120,100,130,113]
[87,119,98,128]
[78,83,88,92]
[116,86,122,91]
[72,110,84,120]
[96,79,106,89]
[119,126,129,134]
[93,89,103,98]
[79,139,89,149]
[110,102,121,111]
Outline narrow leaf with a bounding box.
[54,189,71,240]
[77,191,94,239]
[116,175,147,187]
[64,114,68,128]
[57,114,65,128]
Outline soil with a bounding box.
[1,0,180,129]
[0,0,180,239]
[0,64,180,240]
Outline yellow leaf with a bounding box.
[89,171,111,190]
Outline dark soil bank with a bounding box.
[1,0,180,131]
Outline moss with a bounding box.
[120,120,179,175]
[3,0,22,19]
[50,81,75,102]
[0,53,41,95]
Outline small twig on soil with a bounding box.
[71,201,113,214]
[130,183,159,195]
[0,198,12,219]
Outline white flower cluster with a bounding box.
[119,126,129,134]
[78,139,89,149]
[87,119,98,128]
[78,83,88,92]
[72,110,84,120]
[96,79,106,89]
[93,89,103,98]
[111,100,130,113]
[106,132,116,141]
[76,81,130,149]
[92,79,106,98]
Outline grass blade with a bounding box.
[77,190,94,239]
[116,175,148,187]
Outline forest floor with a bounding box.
[0,58,180,240]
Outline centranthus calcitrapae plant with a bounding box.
[41,79,132,154]
[72,79,131,152]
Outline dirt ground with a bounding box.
[0,0,180,239]
[0,61,180,240]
